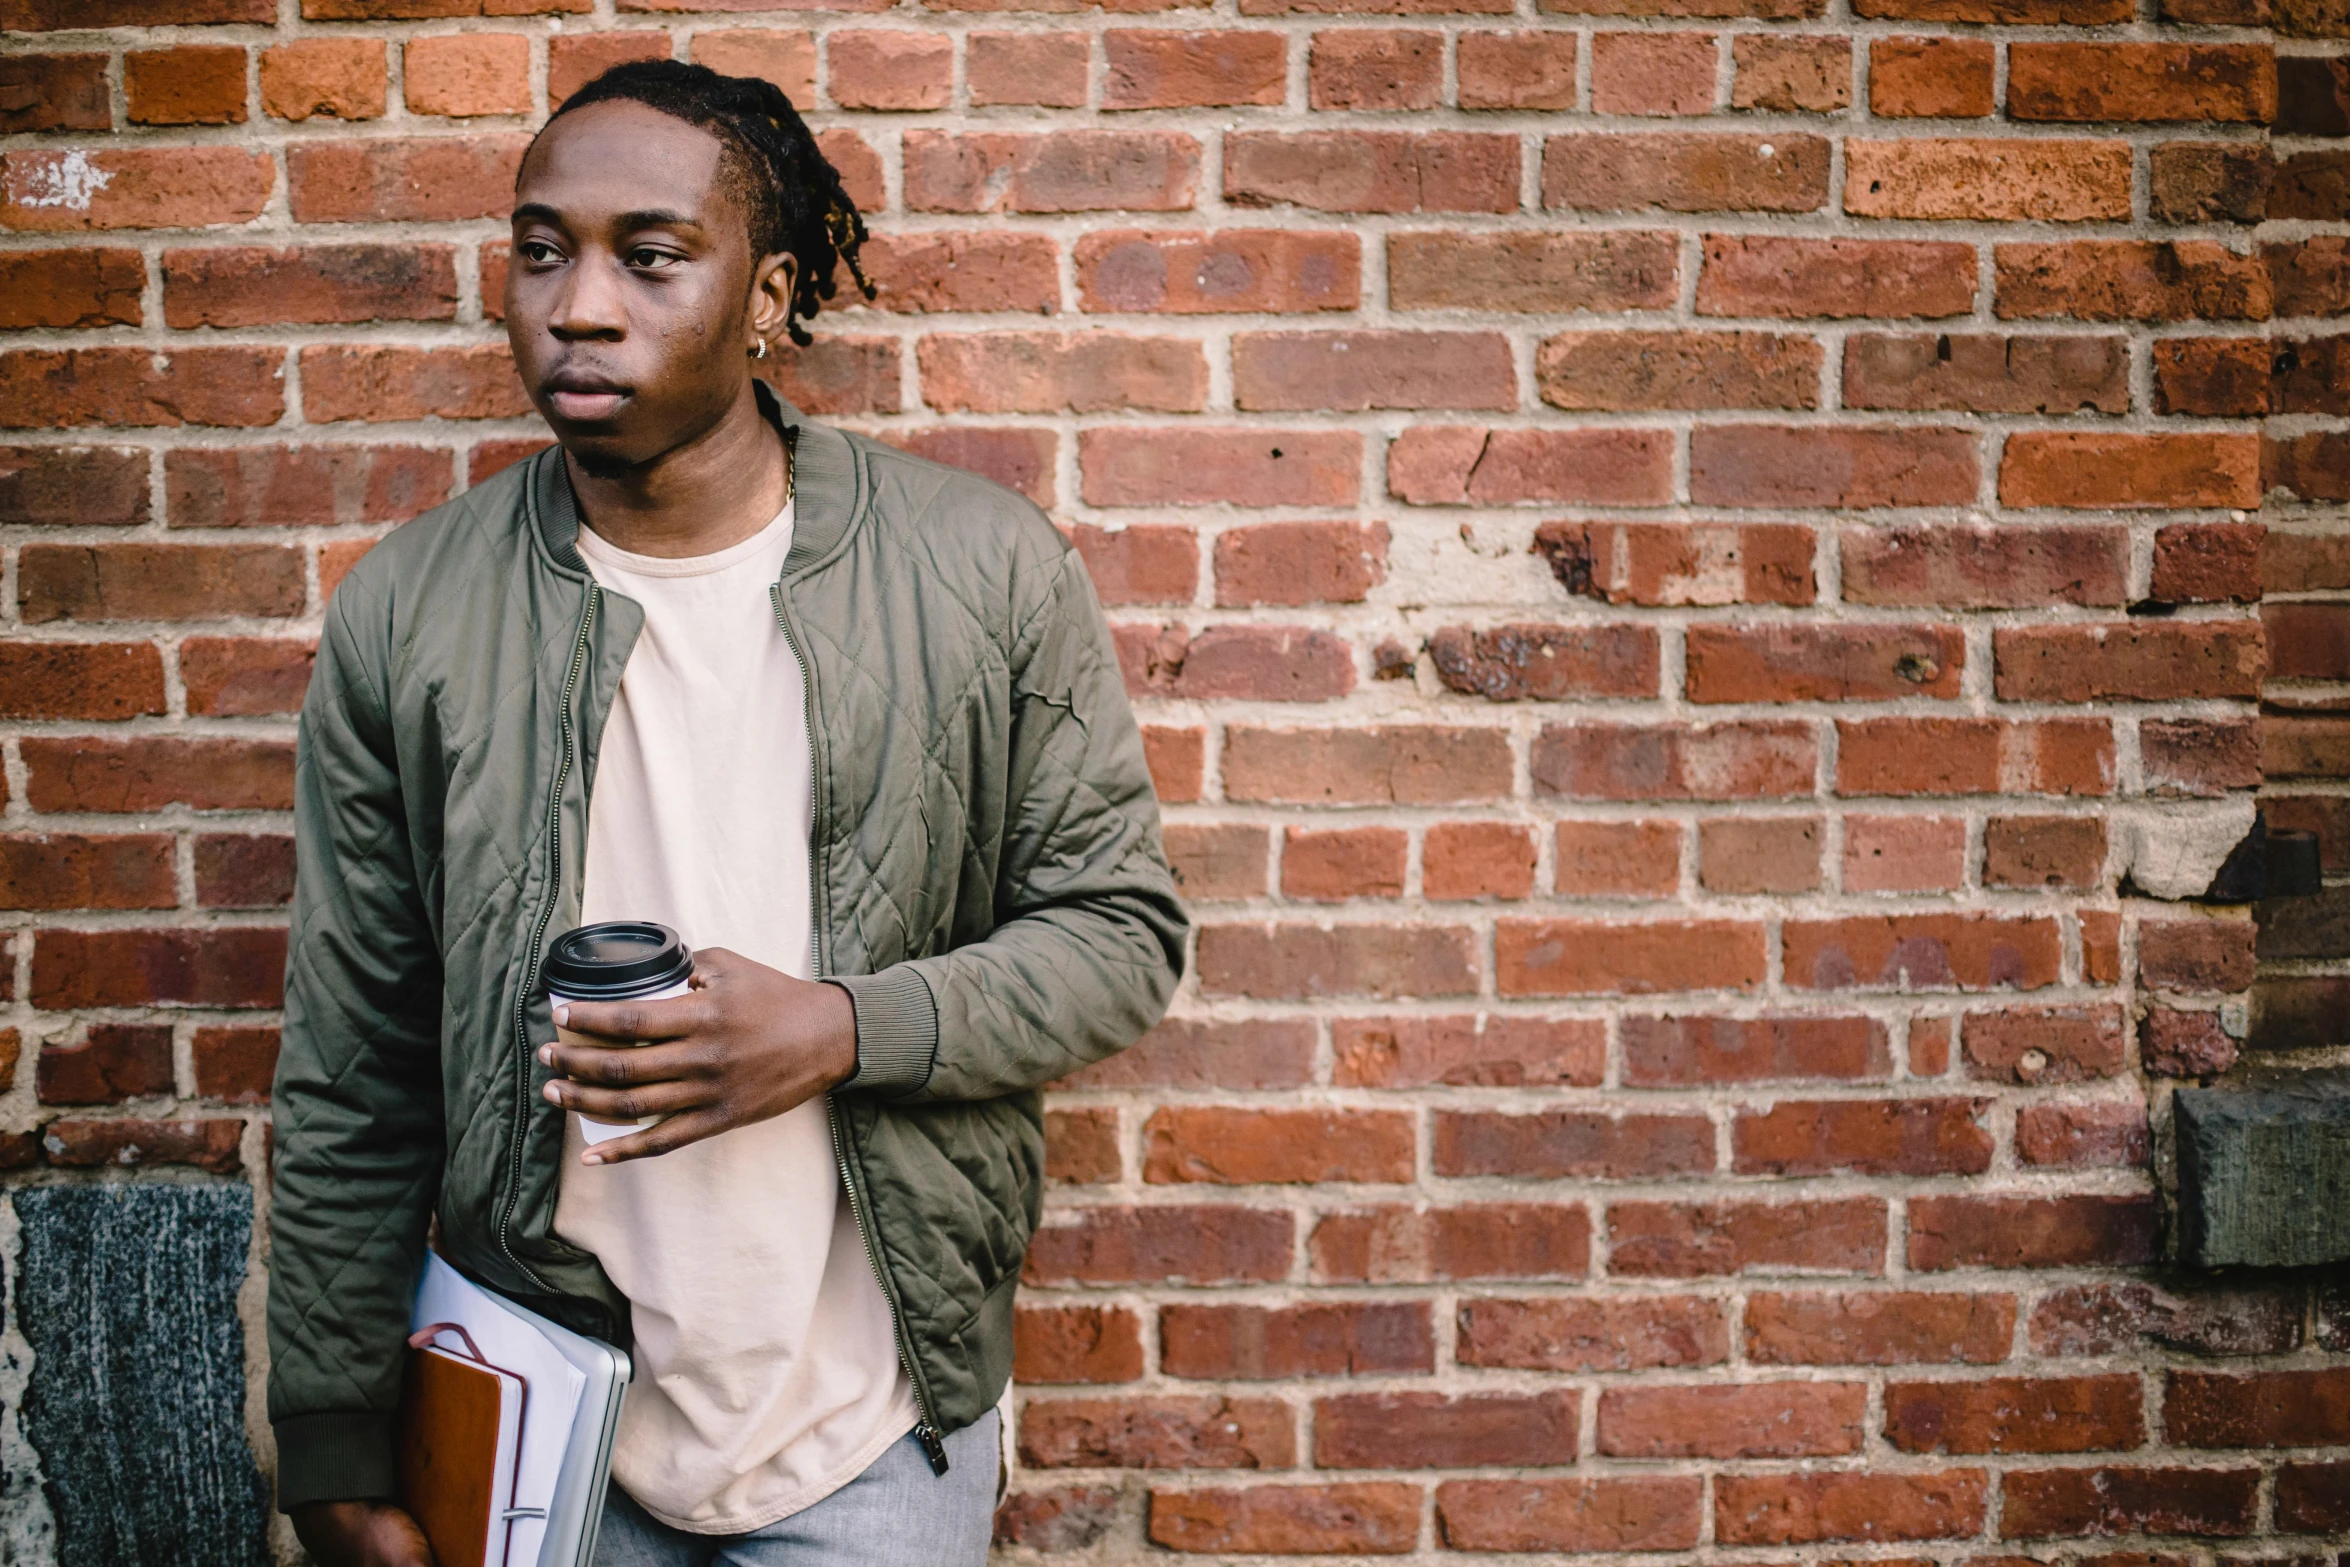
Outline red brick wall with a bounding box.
[2,0,2347,1561]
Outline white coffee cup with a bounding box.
[542,921,694,1148]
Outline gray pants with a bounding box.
[592,1411,1000,1567]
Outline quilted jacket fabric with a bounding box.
[266,397,1187,1510]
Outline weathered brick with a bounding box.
[192,1025,276,1104]
[1084,428,1358,506]
[1842,814,1966,893]
[1686,624,1963,703]
[1735,1098,1992,1177]
[1161,1301,1432,1379]
[21,736,292,811]
[1309,29,1440,110]
[1698,236,1974,319]
[1715,1470,1988,1545]
[403,33,530,117]
[1198,921,1478,999]
[1689,425,1979,508]
[195,832,294,908]
[967,31,1087,108]
[1457,1296,1726,1375]
[0,644,167,721]
[919,333,1203,414]
[1077,229,1358,313]
[2155,340,2275,420]
[260,37,386,121]
[2145,718,2262,796]
[1496,918,1765,996]
[1599,1381,1865,1458]
[1535,520,1815,607]
[1227,131,1518,213]
[1394,230,1675,312]
[1983,814,2106,890]
[42,1119,243,1175]
[165,244,458,329]
[1994,622,2265,702]
[0,836,174,914]
[1607,1198,1888,1277]
[857,232,1058,316]
[2016,1102,2150,1169]
[0,54,110,132]
[1555,819,1681,898]
[688,29,815,106]
[2008,43,2277,124]
[1024,1206,1293,1286]
[1019,1395,1295,1470]
[1995,241,2272,323]
[825,29,952,111]
[1784,914,2061,992]
[1841,524,2126,609]
[1745,1290,2016,1365]
[20,542,302,624]
[1963,1005,2126,1085]
[0,446,148,526]
[906,130,1199,212]
[1844,139,2132,222]
[1997,1465,2259,1539]
[1148,1484,1421,1555]
[125,45,247,125]
[1316,1391,1578,1469]
[1014,1305,1143,1384]
[1909,1195,2160,1270]
[1871,36,1993,117]
[1731,35,1850,112]
[1224,725,1512,804]
[1837,717,2114,798]
[1311,1203,1590,1283]
[1389,426,1674,506]
[1215,520,1384,607]
[1058,1018,1313,1092]
[1437,1477,1703,1554]
[1332,1014,1600,1088]
[2156,141,2274,224]
[1842,335,2129,415]
[287,135,533,224]
[1591,31,1717,115]
[1535,720,1816,801]
[0,347,284,429]
[32,927,287,1009]
[1456,30,1577,110]
[1624,1014,1884,1086]
[1429,624,1658,702]
[1436,1108,1714,1181]
[1236,330,1515,411]
[1544,133,1829,213]
[0,248,144,330]
[1539,329,1820,411]
[1886,1376,2144,1455]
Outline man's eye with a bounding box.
[628,248,683,270]
[519,241,563,265]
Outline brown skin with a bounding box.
[292,98,857,1567]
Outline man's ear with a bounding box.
[749,252,798,354]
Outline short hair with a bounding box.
[539,60,874,346]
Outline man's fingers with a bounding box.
[552,992,705,1043]
[543,1038,708,1087]
[579,1107,733,1165]
[548,1074,708,1123]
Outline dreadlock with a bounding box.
[542,59,874,347]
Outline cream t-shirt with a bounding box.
[554,503,917,1535]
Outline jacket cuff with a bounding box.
[272,1411,398,1513]
[830,967,939,1097]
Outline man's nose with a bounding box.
[549,253,627,340]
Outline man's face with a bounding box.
[507,101,784,475]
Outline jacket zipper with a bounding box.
[772,575,953,1477]
[497,583,602,1294]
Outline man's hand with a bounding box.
[543,947,858,1164]
[290,1500,434,1567]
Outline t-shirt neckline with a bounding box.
[577,503,794,580]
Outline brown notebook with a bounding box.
[397,1325,528,1567]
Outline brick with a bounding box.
[1786,914,2061,993]
[1072,526,1198,608]
[686,30,813,106]
[2009,44,2276,124]
[1839,815,1964,892]
[32,927,287,1010]
[1545,0,1822,11]
[1983,815,2105,891]
[1161,825,1265,902]
[1871,37,1993,117]
[1539,329,1820,412]
[1058,1018,1313,1091]
[1019,1395,1294,1469]
[2017,1102,2149,1169]
[1023,1206,1292,1286]
[993,1487,1117,1553]
[261,37,387,121]
[21,736,291,812]
[1997,1465,2259,1539]
[1911,1195,2159,1271]
[1281,826,1405,901]
[2082,911,2121,985]
[7,0,271,22]
[2144,718,2261,796]
[1994,623,2265,703]
[1747,1290,2015,1365]
[20,542,302,624]
[0,446,147,526]
[0,834,175,913]
[2155,340,2273,420]
[1497,919,1765,996]
[1119,623,1352,701]
[907,130,1198,213]
[1430,624,1658,702]
[0,644,167,721]
[1077,229,1358,313]
[1536,520,1815,608]
[1910,1017,1953,1076]
[125,45,247,126]
[967,32,1087,107]
[196,833,295,909]
[1309,29,1439,110]
[1625,1014,1885,1086]
[1963,1006,2125,1085]
[0,249,142,331]
[165,244,458,329]
[1226,131,1518,213]
[1198,921,1476,999]
[1592,31,1716,115]
[1436,1109,1714,1181]
[1837,717,2114,798]
[1332,1014,1600,1087]
[1535,720,1817,801]
[1392,230,1674,312]
[192,1025,277,1104]
[2269,235,2350,318]
[758,338,901,419]
[1842,524,2126,610]
[1732,35,1850,112]
[2141,918,2257,993]
[1085,428,1357,507]
[1148,1106,1412,1184]
[1690,425,1978,508]
[1316,1391,1577,1469]
[2015,432,2268,512]
[1148,1484,1419,1555]
[817,128,885,214]
[857,233,1058,317]
[1389,426,1674,506]
[404,34,529,117]
[0,54,109,132]
[0,347,284,429]
[1887,1376,2144,1455]
[2142,1007,2237,1078]
[2268,602,2350,680]
[2279,336,2350,415]
[1844,139,2132,222]
[1015,1304,1143,1384]
[2276,1462,2350,1533]
[43,1119,243,1175]
[919,333,1203,414]
[1716,1470,1988,1545]
[547,33,671,109]
[287,135,531,224]
[1216,520,1384,607]
[2267,149,2349,221]
[302,345,529,423]
[1842,335,2129,416]
[2265,528,2350,594]
[1456,31,1577,110]
[1161,1302,1432,1379]
[821,29,949,111]
[2280,52,2350,133]
[1686,624,1962,703]
[168,446,449,531]
[1436,1478,1704,1554]
[1698,235,1974,320]
[2268,431,2350,502]
[1554,819,1681,898]
[36,1022,173,1107]
[1238,330,1514,413]
[1100,30,1283,110]
[2155,142,2274,224]
[1223,725,1511,804]
[1736,1097,1992,1177]
[1544,133,1828,213]
[1311,1203,1589,1283]
[1600,1382,1865,1458]
[1457,1296,1727,1372]
[1608,1198,1888,1277]
[1996,241,2271,324]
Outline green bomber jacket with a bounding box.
[266,396,1187,1509]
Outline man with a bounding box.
[269,61,1186,1566]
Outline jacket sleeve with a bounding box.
[265,583,447,1511]
[834,547,1188,1101]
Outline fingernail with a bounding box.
[537,1045,553,1066]
[542,1083,562,1104]
[551,1003,569,1026]
[582,1151,604,1166]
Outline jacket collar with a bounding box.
[530,380,859,575]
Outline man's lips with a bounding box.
[543,374,631,423]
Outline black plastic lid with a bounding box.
[542,921,693,1001]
